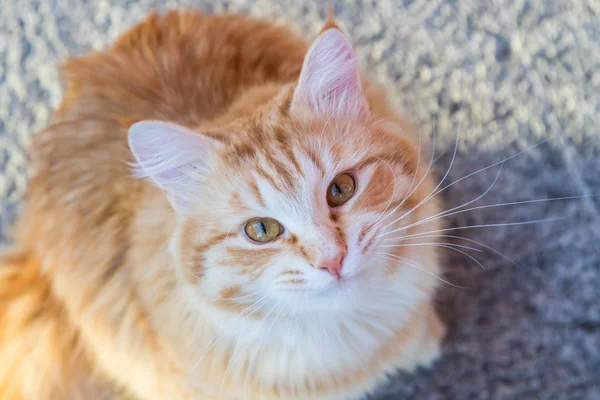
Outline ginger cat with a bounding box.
[0,10,445,400]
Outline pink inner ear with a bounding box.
[292,28,369,119]
[128,121,212,214]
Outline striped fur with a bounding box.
[0,11,445,400]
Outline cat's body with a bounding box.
[0,11,444,400]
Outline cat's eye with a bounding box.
[244,217,283,243]
[327,173,356,207]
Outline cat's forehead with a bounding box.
[223,135,330,204]
[222,116,372,170]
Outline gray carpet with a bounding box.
[1,1,599,399]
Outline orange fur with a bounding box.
[0,10,445,400]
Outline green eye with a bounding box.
[244,218,282,243]
[327,173,356,207]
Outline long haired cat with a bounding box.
[0,10,445,400]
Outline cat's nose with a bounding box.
[318,250,346,279]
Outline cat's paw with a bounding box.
[415,305,446,369]
[415,336,442,369]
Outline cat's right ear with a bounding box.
[290,28,369,120]
[128,121,216,214]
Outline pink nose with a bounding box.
[318,251,346,278]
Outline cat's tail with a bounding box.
[0,247,53,399]
[0,246,88,400]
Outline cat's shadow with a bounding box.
[367,139,599,399]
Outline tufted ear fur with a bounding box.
[291,28,369,120]
[128,121,216,213]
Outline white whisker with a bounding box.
[394,192,600,238]
[390,233,519,266]
[367,127,423,231]
[378,112,462,233]
[375,253,467,289]
[219,301,283,400]
[367,123,437,234]
[380,163,504,237]
[190,294,271,386]
[379,138,550,237]
[242,302,286,400]
[370,156,400,226]
[216,293,259,302]
[237,295,272,318]
[380,242,483,252]
[385,216,563,242]
[437,244,487,270]
[433,138,550,199]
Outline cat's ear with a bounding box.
[128,121,216,214]
[291,28,369,120]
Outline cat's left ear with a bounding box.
[291,28,369,120]
[128,121,217,214]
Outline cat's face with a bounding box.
[129,28,427,320]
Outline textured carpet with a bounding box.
[1,0,599,399]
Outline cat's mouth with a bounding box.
[325,266,369,291]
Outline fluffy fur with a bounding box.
[0,11,445,400]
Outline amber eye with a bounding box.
[244,218,282,243]
[327,173,356,207]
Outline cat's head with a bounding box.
[129,27,433,321]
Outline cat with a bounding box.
[0,10,445,400]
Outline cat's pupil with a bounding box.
[332,183,342,198]
[259,221,267,237]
